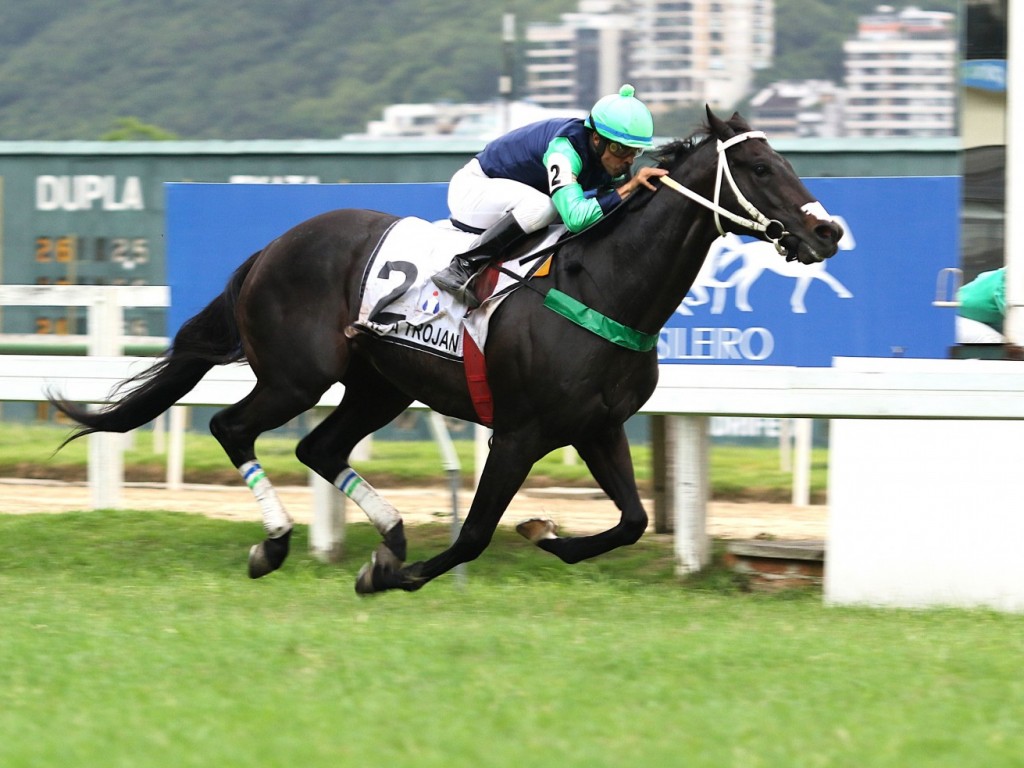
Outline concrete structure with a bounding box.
[842,6,957,137]
[961,0,1006,279]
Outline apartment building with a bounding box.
[524,0,773,113]
[843,6,957,137]
[524,1,633,111]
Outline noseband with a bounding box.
[659,130,789,255]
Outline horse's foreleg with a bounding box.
[518,426,647,564]
[356,433,537,594]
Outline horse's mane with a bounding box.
[650,111,754,170]
[651,124,713,171]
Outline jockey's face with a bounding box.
[593,133,637,177]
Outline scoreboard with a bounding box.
[16,170,159,338]
[0,140,476,343]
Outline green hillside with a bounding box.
[0,0,574,140]
[0,0,959,141]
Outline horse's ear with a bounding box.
[730,111,753,132]
[705,105,736,139]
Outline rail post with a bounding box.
[87,288,124,508]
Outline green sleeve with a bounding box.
[957,268,1006,329]
[542,136,606,233]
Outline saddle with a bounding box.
[349,217,562,426]
[354,217,561,353]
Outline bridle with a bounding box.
[659,130,790,255]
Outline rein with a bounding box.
[493,131,789,354]
[658,130,789,255]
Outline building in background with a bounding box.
[524,0,773,114]
[749,5,959,140]
[360,3,965,143]
[747,80,842,138]
[524,0,633,111]
[842,6,957,137]
[351,101,586,142]
[630,0,773,111]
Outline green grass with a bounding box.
[1,511,1023,767]
[1,421,829,501]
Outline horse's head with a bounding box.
[656,107,843,265]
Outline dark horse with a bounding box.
[49,108,842,593]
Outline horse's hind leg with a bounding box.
[517,424,648,564]
[295,362,413,564]
[209,382,323,578]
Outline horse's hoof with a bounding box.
[355,561,376,594]
[354,543,405,595]
[248,529,292,579]
[516,518,559,544]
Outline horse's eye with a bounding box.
[753,163,770,177]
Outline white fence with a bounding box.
[0,284,169,355]
[7,285,1024,611]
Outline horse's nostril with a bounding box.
[816,223,841,243]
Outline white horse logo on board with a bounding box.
[679,216,855,316]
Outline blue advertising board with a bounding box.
[661,176,959,365]
[165,182,450,335]
[166,176,959,365]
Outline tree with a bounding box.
[100,117,178,141]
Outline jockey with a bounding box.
[432,84,669,306]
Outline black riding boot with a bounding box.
[432,213,528,308]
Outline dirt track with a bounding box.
[0,478,827,540]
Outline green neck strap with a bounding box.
[543,288,658,353]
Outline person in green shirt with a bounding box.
[957,267,1006,343]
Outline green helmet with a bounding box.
[585,84,654,148]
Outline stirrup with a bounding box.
[431,260,474,294]
[433,271,481,309]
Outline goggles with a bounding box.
[607,141,643,159]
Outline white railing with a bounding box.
[0,285,171,528]
[8,285,1024,610]
[0,284,170,356]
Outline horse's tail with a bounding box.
[49,252,261,449]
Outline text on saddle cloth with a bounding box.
[356,217,562,361]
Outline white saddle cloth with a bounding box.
[356,217,562,360]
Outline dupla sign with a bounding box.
[167,176,959,365]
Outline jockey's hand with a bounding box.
[617,167,669,200]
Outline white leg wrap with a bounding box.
[240,461,293,538]
[335,468,401,535]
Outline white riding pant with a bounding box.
[448,158,559,233]
[955,315,1004,344]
